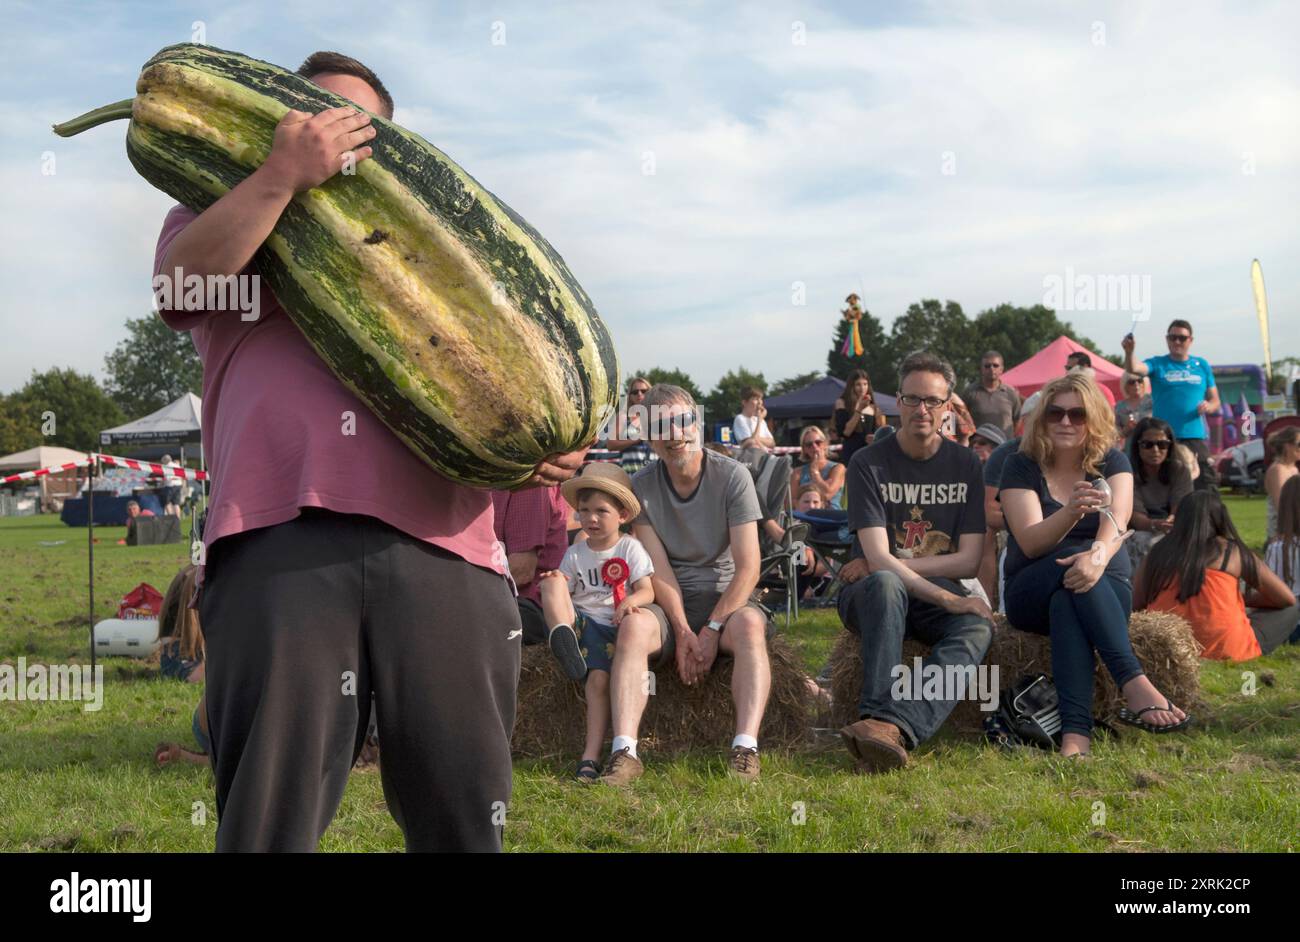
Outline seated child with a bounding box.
[152,565,210,767]
[1263,476,1300,645]
[1136,491,1299,659]
[539,463,657,783]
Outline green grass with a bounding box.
[1,499,1296,852]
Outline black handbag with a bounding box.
[984,673,1063,751]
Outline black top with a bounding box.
[834,406,881,466]
[999,448,1133,582]
[846,434,987,576]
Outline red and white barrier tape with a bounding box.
[1,453,209,485]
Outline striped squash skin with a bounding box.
[124,43,617,488]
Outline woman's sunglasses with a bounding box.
[1044,405,1088,424]
[803,439,826,448]
[1139,439,1171,451]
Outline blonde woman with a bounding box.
[999,373,1190,757]
[791,425,846,509]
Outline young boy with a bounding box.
[539,463,656,783]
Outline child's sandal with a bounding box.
[574,759,602,783]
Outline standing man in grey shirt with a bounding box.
[962,350,1022,440]
[598,384,771,786]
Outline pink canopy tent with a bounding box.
[1002,335,1124,399]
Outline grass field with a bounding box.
[1,497,1296,852]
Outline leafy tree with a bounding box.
[768,371,822,397]
[888,299,975,386]
[702,367,767,428]
[1265,357,1300,394]
[629,367,704,404]
[0,393,44,454]
[969,303,1109,377]
[10,368,125,452]
[827,304,890,387]
[104,314,203,417]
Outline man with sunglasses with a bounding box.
[1122,320,1220,486]
[603,385,770,785]
[837,352,994,773]
[962,350,1022,440]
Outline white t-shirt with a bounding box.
[559,534,654,623]
[732,413,771,447]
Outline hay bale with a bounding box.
[828,611,1203,736]
[512,635,817,758]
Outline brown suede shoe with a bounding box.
[839,718,909,773]
[727,746,760,783]
[599,747,644,787]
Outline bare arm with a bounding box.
[1203,385,1221,415]
[983,483,1004,530]
[1000,488,1088,558]
[898,530,985,580]
[1121,334,1149,376]
[1243,552,1297,610]
[859,527,990,616]
[623,575,655,610]
[507,550,539,588]
[709,522,761,623]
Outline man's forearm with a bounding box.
[709,564,759,624]
[158,166,295,291]
[901,545,982,580]
[869,553,956,608]
[651,573,692,635]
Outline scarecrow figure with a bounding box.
[840,293,864,357]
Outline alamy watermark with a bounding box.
[1042,266,1151,320]
[0,658,104,712]
[152,266,261,322]
[890,657,1000,712]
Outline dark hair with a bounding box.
[1144,491,1256,603]
[1267,425,1300,459]
[297,51,395,118]
[1275,476,1300,586]
[1167,319,1193,335]
[1067,351,1092,368]
[898,350,955,396]
[981,350,1004,364]
[740,386,763,402]
[1129,416,1176,485]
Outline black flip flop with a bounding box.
[548,624,588,681]
[574,759,602,783]
[1117,702,1192,734]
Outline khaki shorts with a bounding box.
[641,590,774,668]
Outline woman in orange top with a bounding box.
[1135,491,1298,660]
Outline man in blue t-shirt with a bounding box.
[836,351,993,775]
[1122,319,1220,485]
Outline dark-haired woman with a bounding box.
[1136,490,1298,659]
[834,370,887,466]
[1126,417,1192,567]
[1264,426,1300,541]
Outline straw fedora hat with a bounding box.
[560,461,641,519]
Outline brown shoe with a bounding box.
[599,747,644,787]
[839,718,909,773]
[728,746,760,783]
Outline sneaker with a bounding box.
[548,624,587,681]
[598,747,643,787]
[839,717,909,773]
[728,746,761,783]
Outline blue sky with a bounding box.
[2,0,1297,396]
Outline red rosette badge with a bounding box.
[601,557,630,606]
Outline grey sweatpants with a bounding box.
[199,509,520,852]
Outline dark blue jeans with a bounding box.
[837,570,992,748]
[1003,554,1140,737]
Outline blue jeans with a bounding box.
[837,571,992,748]
[1003,554,1141,737]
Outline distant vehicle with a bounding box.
[1216,438,1266,489]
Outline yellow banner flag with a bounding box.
[1252,259,1271,383]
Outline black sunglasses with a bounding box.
[1044,405,1088,424]
[1139,439,1171,450]
[652,411,697,436]
[1166,333,1192,342]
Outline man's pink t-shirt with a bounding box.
[154,204,503,575]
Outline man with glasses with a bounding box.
[1065,351,1116,406]
[1122,319,1220,485]
[837,351,994,773]
[601,376,655,474]
[600,384,770,785]
[962,350,1022,440]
